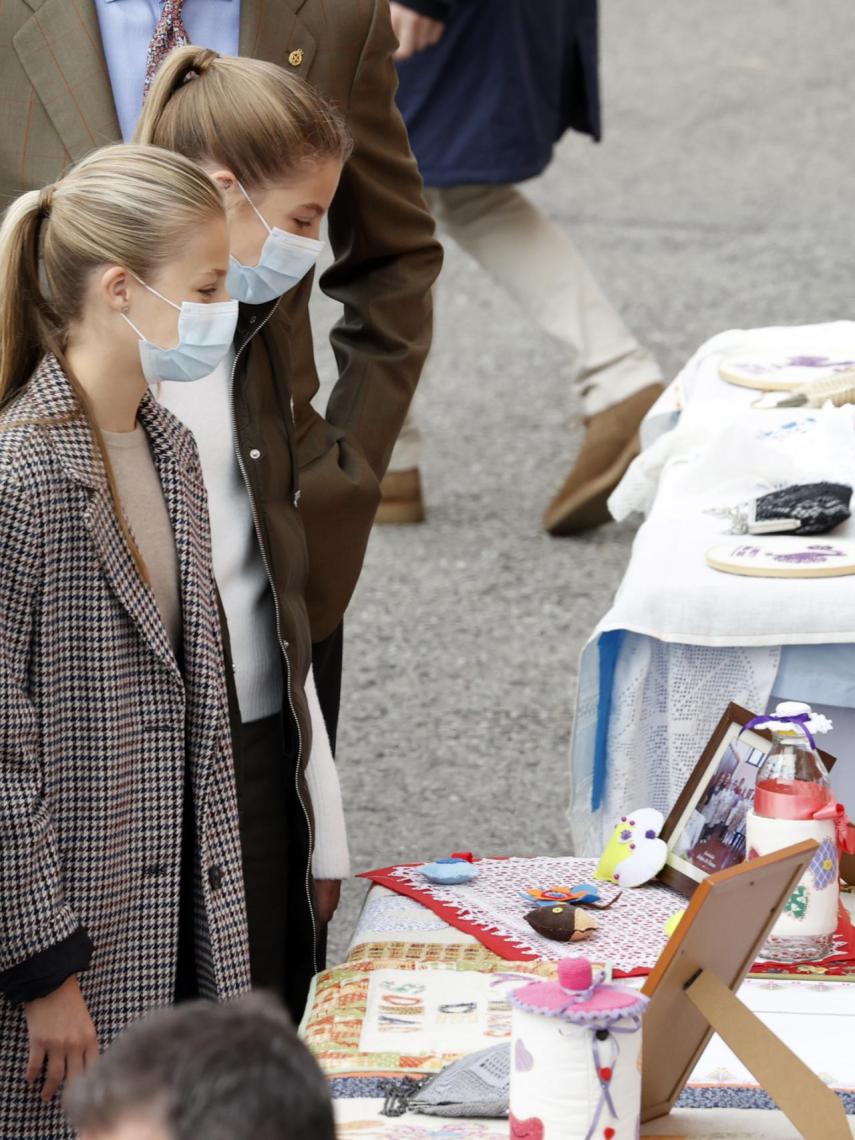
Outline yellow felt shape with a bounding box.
[595,807,668,887]
[664,911,684,938]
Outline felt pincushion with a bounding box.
[509,959,648,1140]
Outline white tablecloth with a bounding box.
[569,322,855,854]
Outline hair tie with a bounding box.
[183,50,217,83]
[38,184,55,218]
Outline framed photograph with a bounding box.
[658,702,836,898]
[641,842,849,1139]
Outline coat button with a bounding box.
[208,865,224,891]
[249,448,262,460]
[289,48,304,67]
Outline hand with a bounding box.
[390,3,445,60]
[314,879,342,927]
[24,976,99,1102]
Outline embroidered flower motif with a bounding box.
[810,839,838,890]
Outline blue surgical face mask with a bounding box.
[225,182,325,305]
[122,276,238,385]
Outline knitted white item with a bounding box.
[305,667,351,880]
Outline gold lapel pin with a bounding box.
[288,48,304,68]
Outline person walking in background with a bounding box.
[383,0,664,533]
[0,145,250,1139]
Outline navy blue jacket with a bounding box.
[396,0,601,187]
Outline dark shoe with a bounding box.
[375,468,426,525]
[543,383,664,535]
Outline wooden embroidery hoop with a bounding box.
[641,841,850,1139]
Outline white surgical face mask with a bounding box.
[122,276,238,385]
[225,182,325,305]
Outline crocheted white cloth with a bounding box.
[388,858,685,973]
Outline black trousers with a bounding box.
[231,623,343,1019]
[232,710,315,1022]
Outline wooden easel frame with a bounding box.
[641,840,850,1139]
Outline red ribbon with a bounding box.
[813,801,855,855]
[754,780,855,854]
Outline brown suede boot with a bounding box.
[375,468,426,525]
[543,383,664,535]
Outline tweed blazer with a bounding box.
[0,357,250,1140]
[0,0,443,642]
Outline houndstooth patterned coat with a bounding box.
[0,357,251,1139]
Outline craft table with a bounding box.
[306,879,855,1139]
[568,321,855,856]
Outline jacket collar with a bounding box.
[15,355,187,683]
[22,354,195,491]
[235,297,280,349]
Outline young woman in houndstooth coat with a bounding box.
[0,145,251,1138]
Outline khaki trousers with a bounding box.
[390,182,661,471]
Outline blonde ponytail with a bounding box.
[0,191,64,405]
[135,46,352,189]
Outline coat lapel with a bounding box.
[240,0,317,76]
[139,398,222,783]
[27,358,180,683]
[13,0,120,162]
[83,483,182,683]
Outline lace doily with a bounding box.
[367,857,686,974]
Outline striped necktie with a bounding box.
[143,0,190,98]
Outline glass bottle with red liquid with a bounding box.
[745,701,839,963]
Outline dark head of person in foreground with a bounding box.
[65,994,335,1140]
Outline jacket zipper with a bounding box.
[228,311,318,973]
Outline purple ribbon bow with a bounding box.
[744,712,816,750]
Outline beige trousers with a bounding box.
[390,182,661,472]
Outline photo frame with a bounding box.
[658,702,836,898]
[641,841,849,1140]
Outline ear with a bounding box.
[99,265,133,313]
[209,168,239,195]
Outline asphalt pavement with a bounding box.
[309,0,855,963]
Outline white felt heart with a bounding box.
[596,807,667,886]
[612,838,668,888]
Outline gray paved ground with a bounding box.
[312,0,855,962]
